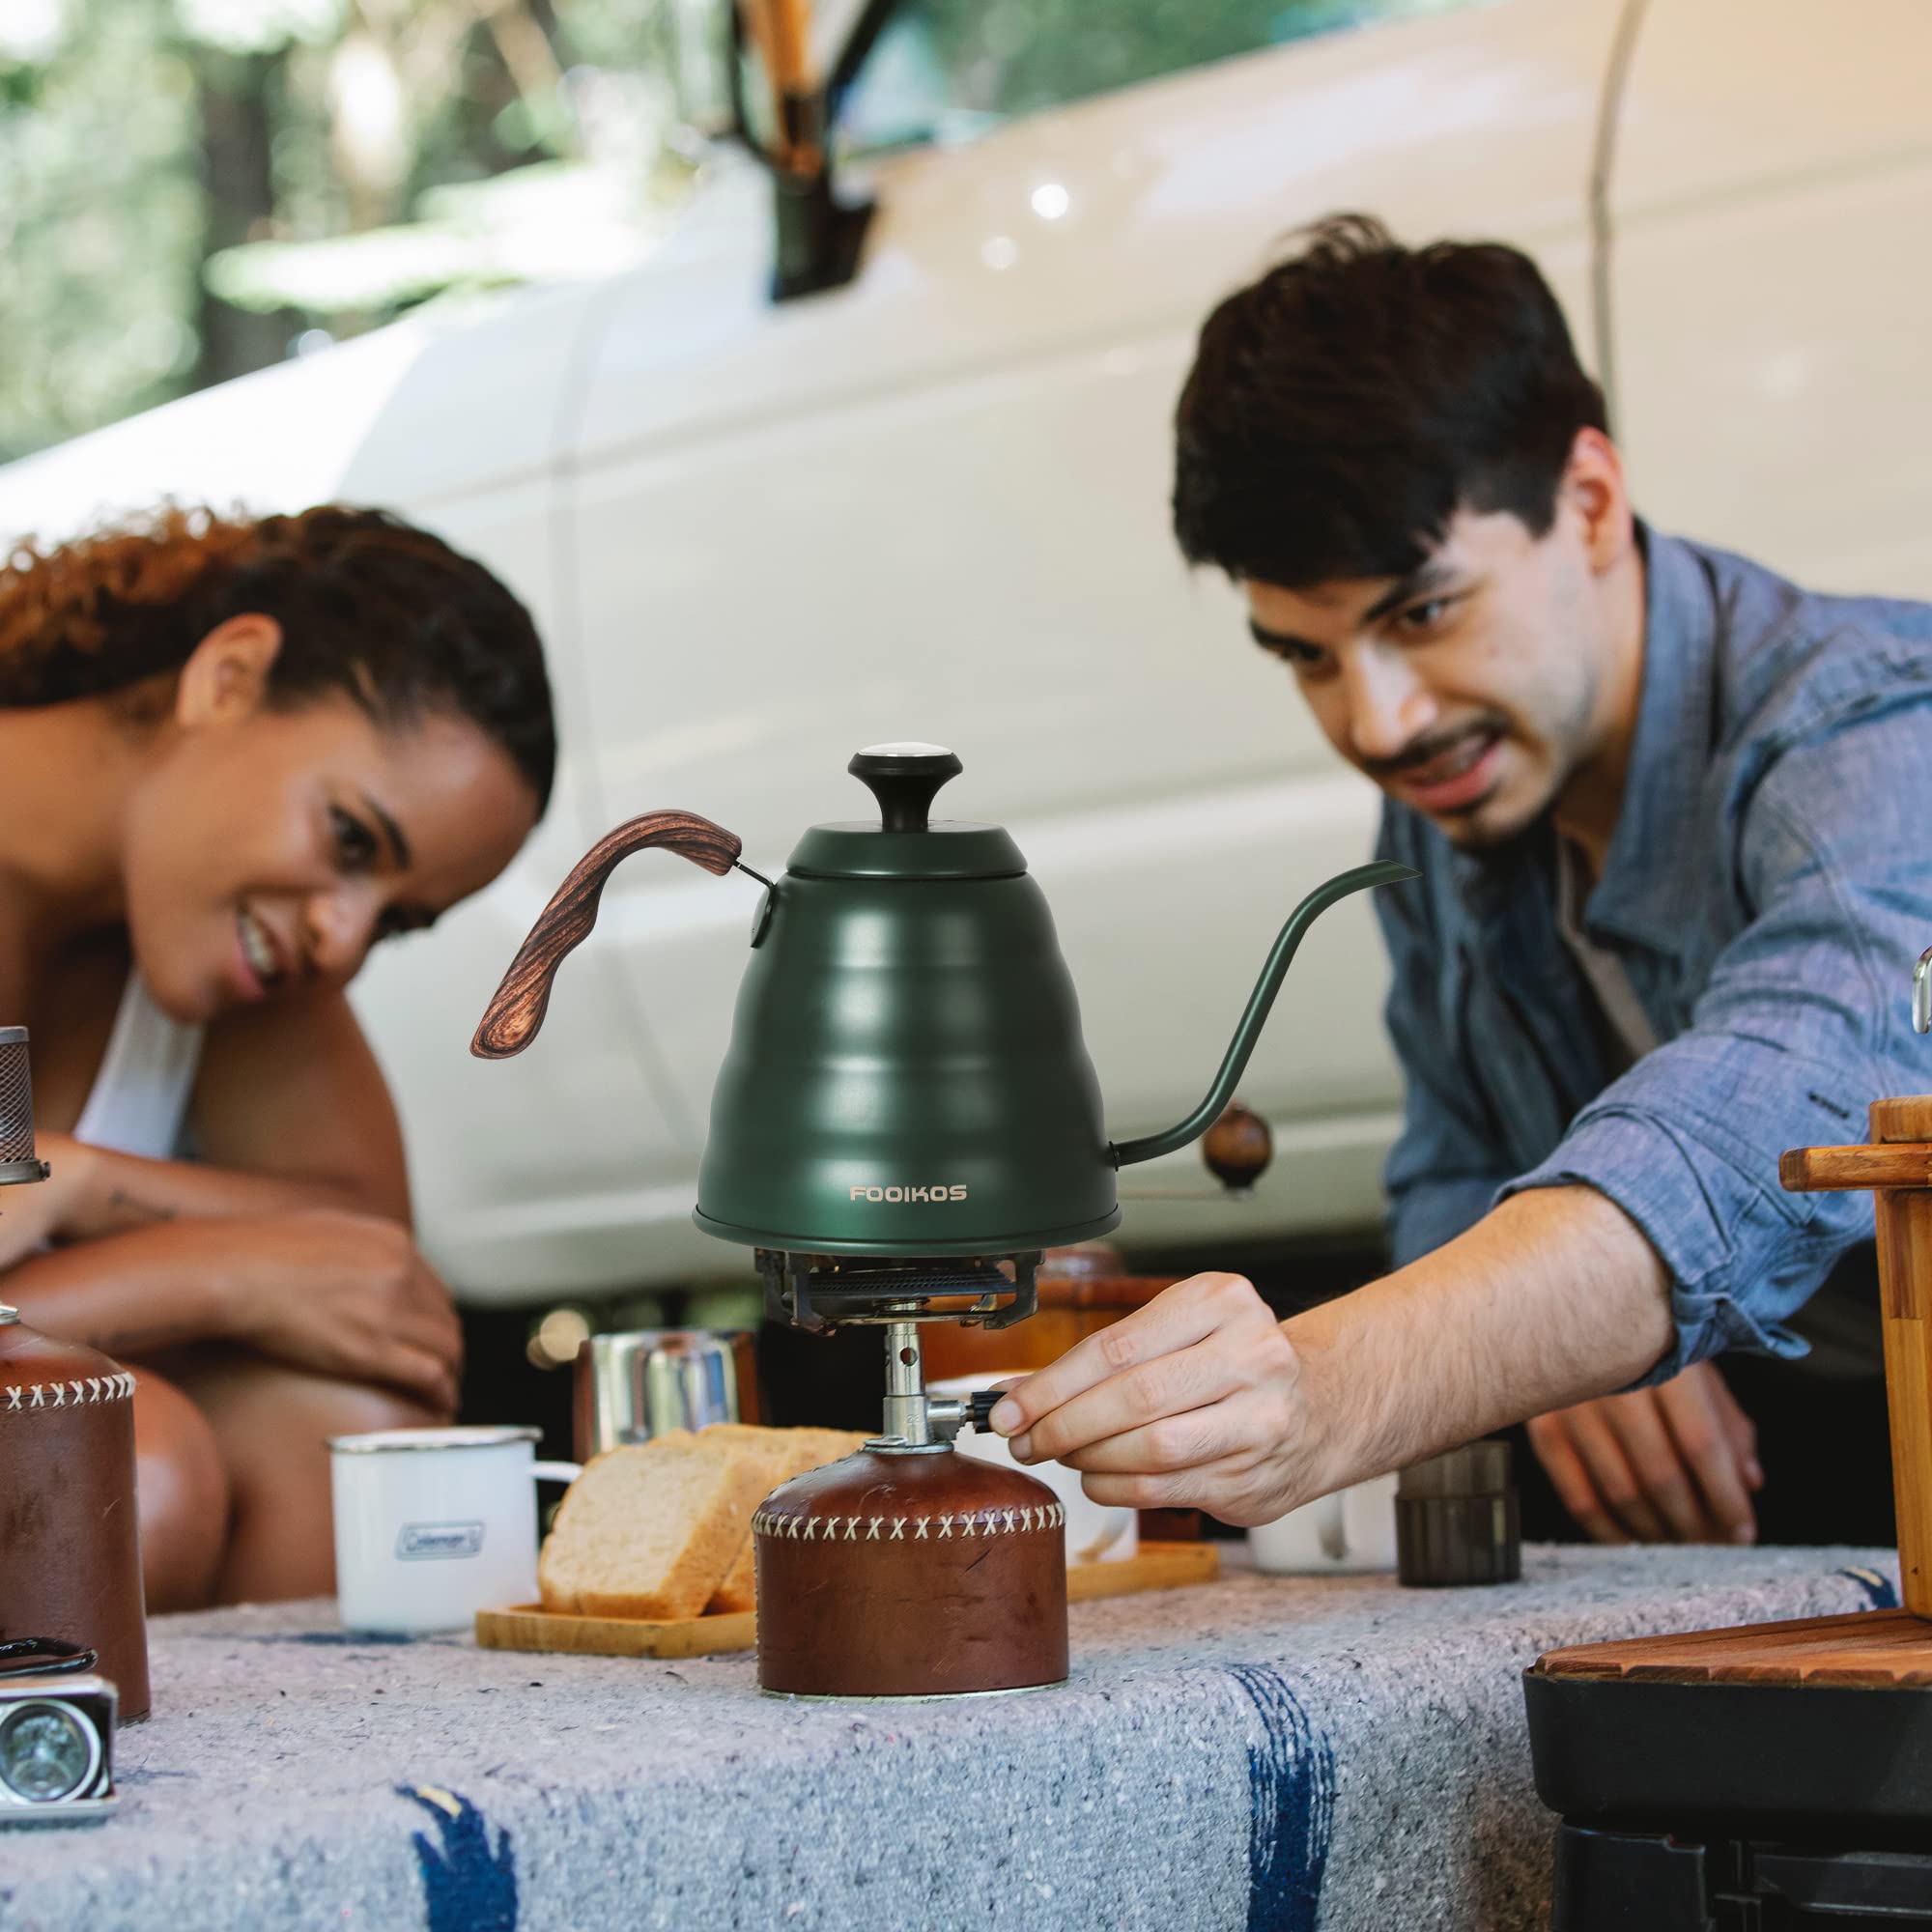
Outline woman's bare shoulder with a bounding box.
[191,989,408,1213]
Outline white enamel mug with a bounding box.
[328,1426,581,1634]
[1247,1471,1400,1576]
[928,1374,1138,1567]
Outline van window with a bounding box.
[838,0,1493,153]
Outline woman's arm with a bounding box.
[1,1223,235,1358]
[12,987,412,1259]
[0,985,455,1404]
[1,1213,461,1408]
[22,1130,379,1250]
[185,984,412,1221]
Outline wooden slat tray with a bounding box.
[1067,1536,1217,1602]
[476,1539,1221,1659]
[1531,1605,1932,1688]
[476,1603,755,1660]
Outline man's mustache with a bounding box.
[1358,721,1505,782]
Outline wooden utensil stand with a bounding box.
[1524,1094,1932,1920]
[1780,1092,1932,1616]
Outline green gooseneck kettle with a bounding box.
[475,745,1411,1302]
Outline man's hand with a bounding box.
[987,1272,1321,1527]
[986,1187,1681,1533]
[1525,1359,1762,1545]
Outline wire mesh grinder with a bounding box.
[0,1028,50,1187]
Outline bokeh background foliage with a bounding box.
[1,0,1475,466]
[0,0,701,464]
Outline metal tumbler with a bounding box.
[572,1330,757,1463]
[1394,1440,1521,1587]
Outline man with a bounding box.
[988,214,1932,1546]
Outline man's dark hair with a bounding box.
[1173,213,1607,588]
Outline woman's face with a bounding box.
[122,616,540,1024]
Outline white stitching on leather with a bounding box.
[755,1500,1064,1546]
[2,1372,136,1413]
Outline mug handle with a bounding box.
[533,1462,582,1485]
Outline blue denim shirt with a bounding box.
[1374,527,1932,1381]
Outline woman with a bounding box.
[0,503,554,1611]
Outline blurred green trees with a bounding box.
[901,0,1478,122]
[0,0,709,463]
[1,0,1488,464]
[841,0,1488,151]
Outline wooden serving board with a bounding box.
[476,1602,756,1659]
[1067,1537,1218,1602]
[1531,1605,1932,1689]
[475,1540,1221,1659]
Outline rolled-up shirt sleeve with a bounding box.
[1374,833,1517,1269]
[1495,696,1932,1382]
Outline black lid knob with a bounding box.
[848,743,963,834]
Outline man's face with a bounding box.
[1246,504,1611,850]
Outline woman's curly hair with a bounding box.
[0,504,555,810]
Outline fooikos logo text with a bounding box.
[849,1184,969,1204]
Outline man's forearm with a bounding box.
[1285,1183,1675,1493]
[1,1223,242,1359]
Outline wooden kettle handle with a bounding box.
[471,810,743,1060]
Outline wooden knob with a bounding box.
[1203,1101,1272,1194]
[1781,1143,1932,1194]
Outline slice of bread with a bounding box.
[703,1426,870,1614]
[537,1432,772,1620]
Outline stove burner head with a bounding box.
[755,1249,1040,1333]
[0,1030,50,1188]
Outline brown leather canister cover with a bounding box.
[755,1446,1067,1697]
[0,1316,151,1719]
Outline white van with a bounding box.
[2,0,1926,1303]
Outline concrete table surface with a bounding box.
[0,1545,1901,1932]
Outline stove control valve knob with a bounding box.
[923,1391,1006,1443]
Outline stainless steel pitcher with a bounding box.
[571,1330,757,1462]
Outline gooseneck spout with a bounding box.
[1109,859,1417,1169]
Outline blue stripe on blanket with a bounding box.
[1227,1663,1336,1932]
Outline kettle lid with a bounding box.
[786,744,1027,881]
